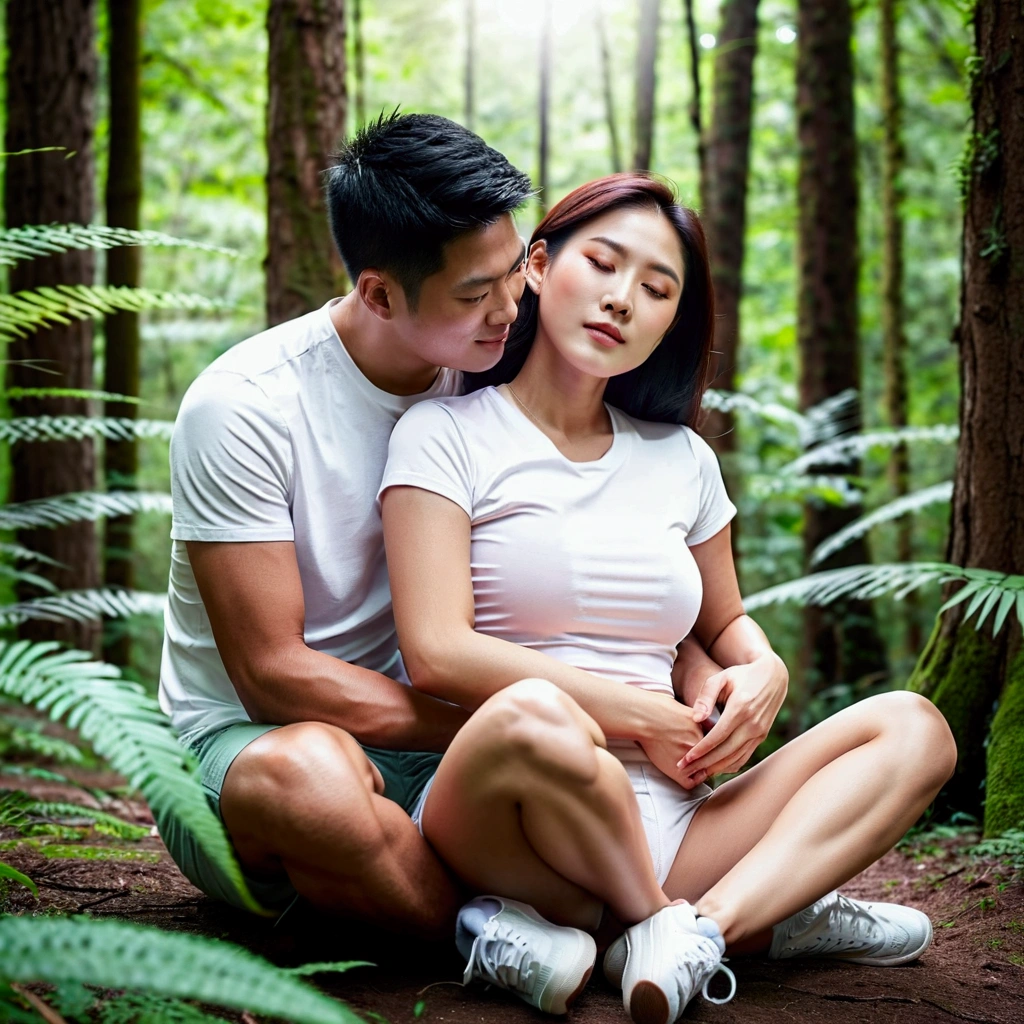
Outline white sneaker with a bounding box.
[769,890,933,966]
[602,903,736,1024]
[459,896,597,1014]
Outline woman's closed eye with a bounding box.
[586,255,613,273]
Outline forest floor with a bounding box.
[2,768,1022,1024]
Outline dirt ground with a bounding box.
[2,773,1022,1024]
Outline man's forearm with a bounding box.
[237,641,468,753]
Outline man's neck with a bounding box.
[329,293,441,396]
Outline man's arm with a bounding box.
[186,539,468,753]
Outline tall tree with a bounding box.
[537,0,553,213]
[3,0,100,652]
[633,0,660,171]
[682,0,707,206]
[793,0,887,724]
[880,0,919,655]
[595,2,622,174]
[352,0,365,129]
[700,0,760,572]
[909,0,1024,834]
[464,0,476,132]
[103,0,142,667]
[266,0,348,327]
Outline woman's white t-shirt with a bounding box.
[379,386,737,708]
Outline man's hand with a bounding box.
[676,652,788,782]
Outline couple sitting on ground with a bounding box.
[156,113,957,1024]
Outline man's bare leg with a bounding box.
[220,721,463,940]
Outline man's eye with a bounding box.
[587,256,612,272]
[464,294,487,304]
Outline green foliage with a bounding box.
[0,789,148,841]
[0,840,159,862]
[0,284,233,343]
[0,416,173,444]
[0,640,263,913]
[954,128,1000,199]
[0,491,172,530]
[782,425,959,477]
[0,710,88,765]
[0,862,38,898]
[964,830,1024,870]
[3,388,142,405]
[0,224,236,267]
[0,589,164,628]
[97,992,232,1024]
[0,916,364,1024]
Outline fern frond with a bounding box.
[0,491,172,530]
[0,917,362,1024]
[783,425,960,475]
[811,482,954,566]
[0,285,233,342]
[702,389,807,430]
[0,224,237,267]
[0,589,165,627]
[0,562,58,594]
[0,789,147,839]
[0,417,173,444]
[0,640,263,913]
[0,860,38,897]
[744,562,1024,635]
[800,388,861,448]
[0,542,62,566]
[4,387,142,404]
[748,473,864,506]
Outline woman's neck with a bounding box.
[508,329,611,440]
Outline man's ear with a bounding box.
[357,268,393,321]
[524,240,549,295]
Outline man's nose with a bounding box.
[489,278,521,324]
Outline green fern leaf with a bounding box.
[811,482,953,566]
[4,387,143,405]
[702,389,807,431]
[0,542,61,567]
[0,860,38,897]
[991,590,1018,637]
[0,285,233,342]
[0,224,237,267]
[0,491,171,530]
[0,641,264,913]
[0,589,164,627]
[783,425,959,476]
[0,917,362,1024]
[0,416,173,444]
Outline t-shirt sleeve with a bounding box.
[683,427,737,547]
[170,372,295,542]
[378,401,474,516]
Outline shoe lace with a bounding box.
[463,920,539,998]
[804,894,884,956]
[677,935,737,1006]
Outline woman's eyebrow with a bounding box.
[588,235,681,287]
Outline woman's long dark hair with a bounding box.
[464,173,715,427]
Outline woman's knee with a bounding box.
[870,690,958,785]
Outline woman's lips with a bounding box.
[584,323,624,347]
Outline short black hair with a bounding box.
[325,111,534,308]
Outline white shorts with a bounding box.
[410,753,711,886]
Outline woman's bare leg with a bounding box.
[662,691,957,947]
[421,678,670,930]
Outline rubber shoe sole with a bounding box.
[541,930,598,1014]
[629,979,672,1024]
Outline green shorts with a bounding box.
[155,721,442,914]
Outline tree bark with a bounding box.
[596,3,622,174]
[880,0,920,658]
[701,0,759,577]
[103,0,142,668]
[633,0,660,171]
[908,0,1024,834]
[266,0,348,327]
[537,0,553,213]
[794,0,887,727]
[3,0,99,652]
[352,0,365,129]
[682,0,707,207]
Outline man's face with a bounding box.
[389,214,527,373]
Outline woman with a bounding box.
[378,175,956,1024]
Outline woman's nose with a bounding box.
[603,296,630,318]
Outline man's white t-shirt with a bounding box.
[158,299,461,748]
[379,387,736,733]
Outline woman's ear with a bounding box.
[524,240,549,295]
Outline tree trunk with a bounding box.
[908,0,1024,835]
[793,0,887,729]
[701,0,759,577]
[464,0,475,132]
[537,0,553,214]
[266,0,348,327]
[352,0,365,130]
[880,0,920,658]
[103,0,142,668]
[682,0,707,207]
[633,0,660,171]
[596,3,622,174]
[3,0,99,653]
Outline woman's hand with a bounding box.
[638,701,707,789]
[676,652,789,782]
